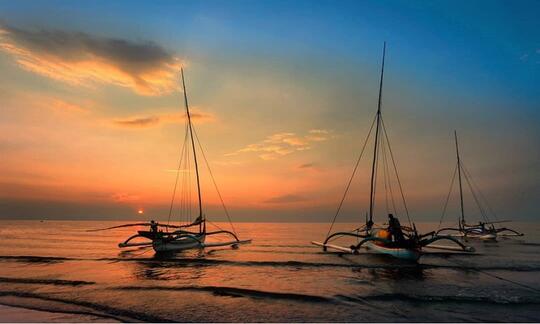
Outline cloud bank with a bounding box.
[0,25,182,96]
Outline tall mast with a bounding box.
[368,42,386,227]
[180,68,203,226]
[454,130,465,228]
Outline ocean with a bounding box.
[0,220,539,322]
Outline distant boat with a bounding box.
[312,43,473,261]
[89,68,251,252]
[435,131,524,240]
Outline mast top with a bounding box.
[376,41,386,115]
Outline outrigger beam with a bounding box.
[202,239,252,248]
[119,242,153,248]
[311,241,356,254]
[420,235,475,252]
[322,232,367,245]
[425,244,474,252]
[118,234,152,248]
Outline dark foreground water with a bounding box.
[0,220,539,322]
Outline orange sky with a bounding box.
[0,8,538,222]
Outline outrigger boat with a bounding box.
[312,43,474,261]
[435,131,523,240]
[89,68,251,252]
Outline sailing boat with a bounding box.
[312,43,474,261]
[89,68,251,252]
[435,131,524,240]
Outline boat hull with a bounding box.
[365,241,421,261]
[153,234,206,252]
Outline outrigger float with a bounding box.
[88,69,251,253]
[312,43,474,261]
[435,131,524,240]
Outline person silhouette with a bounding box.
[387,214,404,243]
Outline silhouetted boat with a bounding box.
[89,68,251,252]
[435,131,524,240]
[312,43,474,261]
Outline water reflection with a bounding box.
[366,266,426,281]
[125,248,209,282]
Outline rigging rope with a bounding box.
[460,162,492,223]
[167,121,190,226]
[461,163,498,222]
[437,163,458,230]
[382,138,390,215]
[371,122,382,223]
[187,135,193,223]
[192,126,238,236]
[325,115,377,239]
[178,137,188,225]
[384,136,399,217]
[380,117,412,228]
[460,163,489,223]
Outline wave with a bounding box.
[0,301,123,322]
[0,290,173,322]
[519,242,540,247]
[2,255,540,272]
[114,285,540,306]
[0,255,70,264]
[115,285,331,303]
[337,293,540,305]
[0,277,94,286]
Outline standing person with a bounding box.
[150,220,158,234]
[387,214,405,243]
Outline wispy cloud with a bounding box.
[229,129,333,160]
[263,194,308,204]
[47,98,89,114]
[298,163,316,169]
[520,49,540,63]
[112,110,214,129]
[111,192,140,203]
[0,25,182,96]
[114,116,160,128]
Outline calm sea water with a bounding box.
[0,220,539,322]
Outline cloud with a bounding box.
[263,194,308,204]
[305,129,331,142]
[114,116,160,128]
[0,25,182,96]
[298,163,315,169]
[47,98,89,113]
[229,129,333,160]
[112,110,214,129]
[111,193,140,203]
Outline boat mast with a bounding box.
[180,68,204,233]
[368,42,386,228]
[454,130,465,229]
